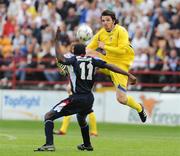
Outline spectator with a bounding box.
[30,22,42,44]
[65,7,79,31]
[155,15,170,38]
[0,2,7,36]
[0,0,179,91]
[131,49,148,90]
[39,42,60,82]
[41,26,53,43]
[13,47,27,81]
[131,26,149,51]
[25,43,38,81]
[128,15,139,40]
[0,52,13,86]
[0,49,4,79]
[49,5,62,30]
[2,16,16,37]
[146,47,163,83]
[56,0,75,19]
[59,22,70,47]
[162,48,180,91]
[55,0,66,19]
[86,0,101,30]
[172,30,180,51]
[0,34,13,57]
[78,0,90,24]
[7,0,21,17]
[12,27,25,49]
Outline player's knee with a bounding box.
[76,114,87,127]
[44,111,54,121]
[116,94,127,104]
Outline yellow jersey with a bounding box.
[87,24,134,71]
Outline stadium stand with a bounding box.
[0,0,179,92]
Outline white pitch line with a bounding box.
[0,133,17,140]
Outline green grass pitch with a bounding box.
[0,120,180,156]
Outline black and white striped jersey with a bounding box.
[60,55,107,94]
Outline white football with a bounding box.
[76,24,93,42]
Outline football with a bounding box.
[76,24,93,42]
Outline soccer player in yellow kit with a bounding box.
[86,10,147,122]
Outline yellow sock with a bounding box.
[60,116,71,133]
[127,95,142,112]
[88,112,98,135]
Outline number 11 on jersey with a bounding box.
[79,62,93,80]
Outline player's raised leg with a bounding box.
[116,88,147,122]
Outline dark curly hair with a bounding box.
[101,10,119,24]
[73,43,86,56]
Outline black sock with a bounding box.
[80,125,91,147]
[44,120,54,145]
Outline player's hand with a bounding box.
[96,48,106,55]
[56,60,68,76]
[128,74,137,85]
[96,41,106,55]
[55,27,61,42]
[98,41,105,49]
[86,49,100,57]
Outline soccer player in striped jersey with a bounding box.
[53,83,98,137]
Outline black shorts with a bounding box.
[51,93,94,120]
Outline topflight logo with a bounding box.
[4,95,40,108]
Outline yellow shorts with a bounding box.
[99,68,128,91]
[98,46,134,92]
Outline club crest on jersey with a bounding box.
[110,36,112,42]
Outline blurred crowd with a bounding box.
[0,0,180,91]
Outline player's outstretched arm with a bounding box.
[55,27,66,63]
[104,63,137,85]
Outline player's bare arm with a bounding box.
[54,27,69,76]
[86,45,106,56]
[104,63,136,85]
[86,48,100,57]
[55,27,66,63]
[128,74,137,85]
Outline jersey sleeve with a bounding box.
[59,56,76,65]
[86,31,100,50]
[104,26,130,55]
[92,57,107,68]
